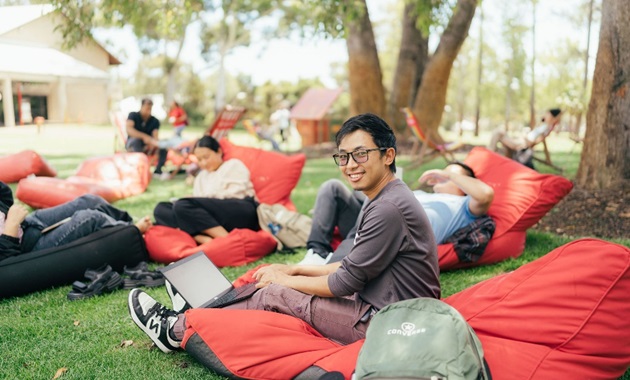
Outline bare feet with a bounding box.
[194,234,212,245]
[135,216,153,234]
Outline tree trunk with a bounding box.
[164,34,187,108]
[574,0,595,137]
[474,5,483,137]
[529,0,537,129]
[387,2,429,133]
[346,0,386,118]
[412,0,477,142]
[576,0,630,190]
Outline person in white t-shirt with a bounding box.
[153,136,259,244]
[299,161,495,265]
[488,108,562,154]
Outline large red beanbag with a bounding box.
[16,153,150,209]
[144,225,277,267]
[444,239,630,379]
[0,150,57,183]
[219,139,306,210]
[181,239,630,380]
[438,147,573,269]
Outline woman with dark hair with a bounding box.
[153,136,259,244]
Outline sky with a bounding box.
[95,0,599,88]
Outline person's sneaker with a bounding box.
[127,288,181,353]
[165,279,191,313]
[298,249,333,265]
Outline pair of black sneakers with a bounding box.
[67,262,164,301]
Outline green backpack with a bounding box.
[355,298,491,380]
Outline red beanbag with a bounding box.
[182,308,362,379]
[16,176,121,209]
[144,226,277,267]
[0,150,57,183]
[445,238,630,380]
[15,153,151,209]
[438,147,573,269]
[219,139,305,211]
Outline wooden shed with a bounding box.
[289,88,342,147]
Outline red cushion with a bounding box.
[0,150,57,183]
[445,238,630,379]
[438,147,572,269]
[16,177,121,209]
[182,308,358,379]
[74,153,151,198]
[219,139,305,210]
[15,153,151,209]
[145,226,277,267]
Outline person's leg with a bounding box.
[153,202,179,228]
[487,129,505,152]
[25,194,111,228]
[172,197,259,237]
[223,284,371,345]
[126,137,145,153]
[307,179,364,256]
[154,148,168,175]
[32,209,129,250]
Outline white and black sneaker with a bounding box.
[165,279,191,313]
[298,248,333,265]
[127,288,181,353]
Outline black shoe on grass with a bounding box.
[122,261,165,289]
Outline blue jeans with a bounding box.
[307,179,365,260]
[26,194,130,251]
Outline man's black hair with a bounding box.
[549,108,562,117]
[141,98,153,106]
[194,135,221,153]
[335,113,397,173]
[447,161,476,178]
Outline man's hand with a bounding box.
[144,136,159,148]
[418,169,450,186]
[4,204,28,237]
[253,264,293,289]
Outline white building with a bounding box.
[0,4,120,127]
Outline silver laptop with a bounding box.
[159,252,257,309]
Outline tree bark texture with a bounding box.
[387,2,429,133]
[412,0,477,142]
[576,0,630,190]
[346,0,386,118]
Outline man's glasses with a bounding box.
[332,148,387,166]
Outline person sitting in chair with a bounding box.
[488,108,562,156]
[126,98,169,179]
[299,161,494,265]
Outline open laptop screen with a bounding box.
[160,252,233,308]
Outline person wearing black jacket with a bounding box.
[0,182,151,262]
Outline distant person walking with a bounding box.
[270,101,291,143]
[168,101,188,137]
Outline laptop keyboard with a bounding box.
[207,283,257,308]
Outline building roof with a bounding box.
[290,88,343,121]
[0,4,121,65]
[0,4,54,35]
[0,41,109,80]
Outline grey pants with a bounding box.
[176,284,373,345]
[225,284,372,344]
[308,179,365,261]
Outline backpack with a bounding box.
[355,298,491,380]
[256,203,312,250]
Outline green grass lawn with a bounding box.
[0,124,628,379]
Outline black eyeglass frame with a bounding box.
[332,147,388,166]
